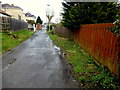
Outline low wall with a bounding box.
[53,27,72,39]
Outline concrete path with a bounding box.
[2,28,77,88]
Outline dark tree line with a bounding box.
[61,1,120,30]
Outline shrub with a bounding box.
[110,16,120,36]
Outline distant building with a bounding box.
[25,12,36,31]
[25,12,36,21]
[2,3,26,21]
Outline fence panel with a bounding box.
[1,17,28,32]
[10,18,28,31]
[73,23,120,76]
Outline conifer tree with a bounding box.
[36,16,43,24]
[61,1,120,30]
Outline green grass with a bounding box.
[0,30,34,55]
[48,32,120,89]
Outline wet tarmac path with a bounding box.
[2,28,77,88]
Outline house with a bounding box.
[2,3,26,21]
[25,12,36,21]
[25,12,36,31]
[1,3,36,31]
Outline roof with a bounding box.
[2,4,23,11]
[0,9,11,16]
[25,12,36,18]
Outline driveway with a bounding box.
[2,28,77,88]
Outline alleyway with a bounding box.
[2,28,77,88]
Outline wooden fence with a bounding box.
[1,17,28,32]
[73,23,120,76]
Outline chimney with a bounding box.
[0,1,2,10]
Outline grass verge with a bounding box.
[0,30,34,55]
[48,31,119,89]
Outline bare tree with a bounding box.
[46,5,54,31]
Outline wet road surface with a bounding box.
[2,29,77,88]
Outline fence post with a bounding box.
[0,16,2,32]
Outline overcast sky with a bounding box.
[1,0,64,23]
[1,0,120,23]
